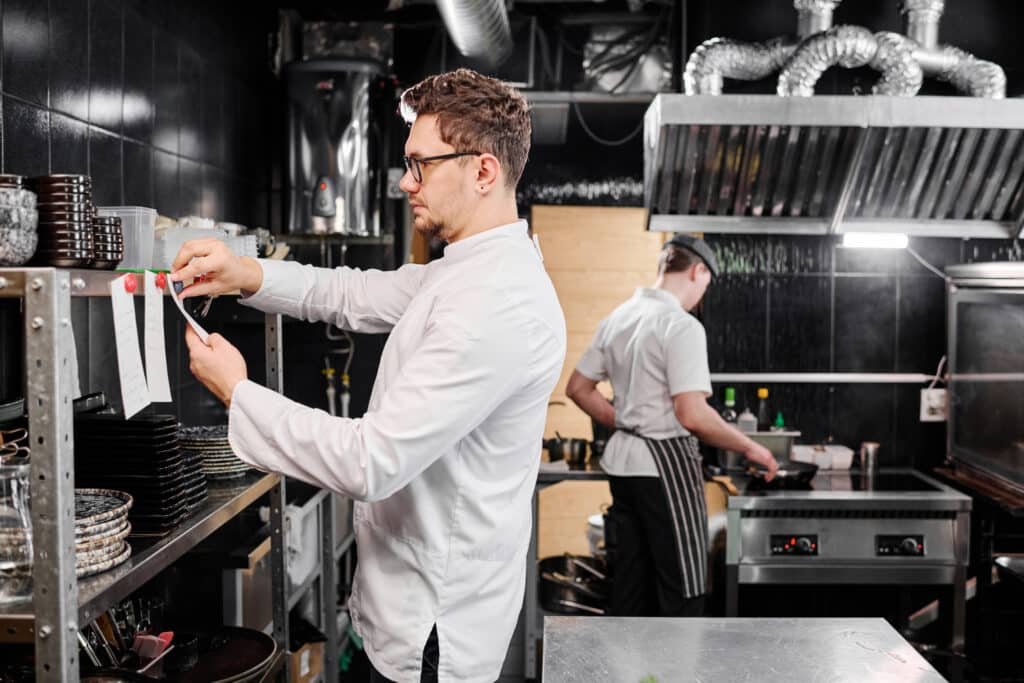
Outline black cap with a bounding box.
[664,234,718,277]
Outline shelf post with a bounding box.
[265,313,289,678]
[320,494,339,683]
[25,269,78,681]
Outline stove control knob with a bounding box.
[796,537,813,554]
[900,538,921,555]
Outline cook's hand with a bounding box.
[185,327,247,407]
[169,238,263,299]
[746,442,778,481]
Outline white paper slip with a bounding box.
[67,317,82,400]
[170,285,211,345]
[109,274,151,419]
[144,272,173,402]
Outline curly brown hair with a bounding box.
[400,68,531,189]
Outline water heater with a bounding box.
[285,58,387,235]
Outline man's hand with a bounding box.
[745,442,778,481]
[169,238,263,299]
[185,327,248,407]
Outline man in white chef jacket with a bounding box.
[170,69,566,683]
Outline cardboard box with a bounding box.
[289,640,324,683]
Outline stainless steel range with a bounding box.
[726,468,971,648]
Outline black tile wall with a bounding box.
[1,0,275,229]
[122,7,154,143]
[768,275,831,371]
[3,97,50,177]
[834,275,897,372]
[49,0,90,121]
[2,0,49,106]
[89,127,123,205]
[49,113,90,174]
[701,275,767,372]
[88,0,124,133]
[699,235,1011,469]
[122,140,152,206]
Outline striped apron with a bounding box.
[640,434,708,598]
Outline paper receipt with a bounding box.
[170,280,211,345]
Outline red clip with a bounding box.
[155,272,167,289]
[124,274,138,293]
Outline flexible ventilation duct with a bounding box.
[435,0,513,67]
[898,0,1006,98]
[683,0,1004,98]
[778,26,923,96]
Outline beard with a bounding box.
[413,211,446,242]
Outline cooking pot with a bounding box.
[538,554,607,615]
[543,433,590,467]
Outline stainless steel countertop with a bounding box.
[727,468,972,511]
[537,460,609,484]
[542,616,944,682]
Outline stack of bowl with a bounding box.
[0,175,39,267]
[27,174,95,268]
[91,215,124,270]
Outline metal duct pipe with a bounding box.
[435,0,513,67]
[795,0,840,39]
[684,37,794,95]
[934,45,1006,98]
[777,25,922,96]
[683,0,844,95]
[900,0,943,50]
[897,1,1006,98]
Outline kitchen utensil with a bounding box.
[858,441,880,473]
[174,626,278,683]
[746,459,819,486]
[0,462,32,604]
[538,554,608,616]
[543,433,590,466]
[720,430,801,470]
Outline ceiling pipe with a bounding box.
[683,0,841,95]
[435,0,513,68]
[898,0,1006,98]
[777,26,922,96]
[683,0,1004,98]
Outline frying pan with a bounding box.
[747,459,819,487]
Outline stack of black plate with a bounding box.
[91,215,124,270]
[75,414,192,535]
[179,425,251,480]
[0,174,24,190]
[181,447,209,513]
[27,174,95,267]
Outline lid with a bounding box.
[757,387,769,399]
[724,386,736,404]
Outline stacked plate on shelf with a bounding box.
[181,448,209,513]
[179,425,251,480]
[91,214,124,270]
[75,414,204,536]
[74,489,133,578]
[27,174,96,268]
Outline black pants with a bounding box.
[368,625,439,683]
[606,475,706,617]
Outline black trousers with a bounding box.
[606,475,706,617]
[368,625,439,683]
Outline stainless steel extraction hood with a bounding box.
[644,93,1024,238]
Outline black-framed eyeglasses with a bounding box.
[402,152,481,184]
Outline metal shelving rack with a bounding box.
[0,268,291,681]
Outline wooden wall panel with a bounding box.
[532,205,666,440]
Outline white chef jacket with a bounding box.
[575,288,711,477]
[227,220,566,683]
